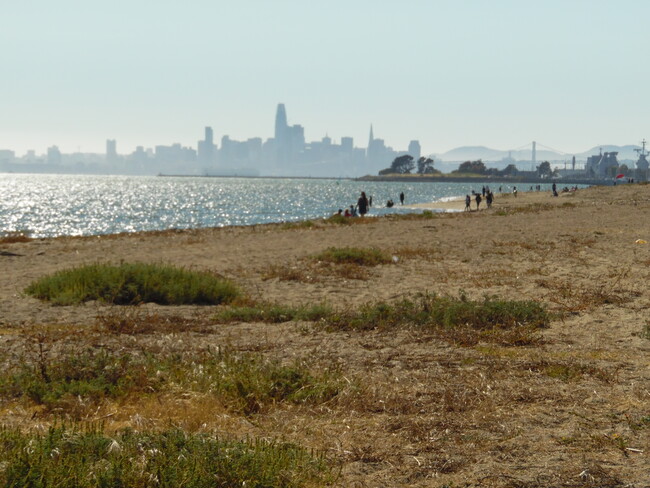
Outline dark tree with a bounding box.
[416,157,437,174]
[537,161,553,178]
[379,154,415,175]
[454,159,486,174]
[500,164,519,176]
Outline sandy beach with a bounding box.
[1,184,649,486]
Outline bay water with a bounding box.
[0,174,563,238]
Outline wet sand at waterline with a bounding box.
[1,184,649,486]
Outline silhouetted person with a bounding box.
[357,191,369,216]
[486,192,493,209]
[465,194,471,211]
[400,192,405,205]
[475,193,482,210]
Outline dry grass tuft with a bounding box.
[537,270,637,314]
[0,232,32,243]
[95,309,213,334]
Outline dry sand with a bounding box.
[1,184,649,486]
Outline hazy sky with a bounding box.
[2,0,648,156]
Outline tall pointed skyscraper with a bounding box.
[275,104,288,142]
[368,124,374,150]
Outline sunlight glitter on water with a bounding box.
[0,174,566,238]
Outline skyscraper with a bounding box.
[106,139,117,163]
[408,140,421,161]
[198,126,215,165]
[275,104,288,142]
[275,104,289,164]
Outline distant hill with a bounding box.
[436,144,643,163]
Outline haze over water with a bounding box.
[0,174,564,238]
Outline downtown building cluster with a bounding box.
[0,104,422,178]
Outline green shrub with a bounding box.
[0,427,332,487]
[25,262,241,305]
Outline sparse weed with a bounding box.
[537,272,634,314]
[312,246,392,266]
[640,321,650,340]
[0,347,344,417]
[95,309,213,335]
[526,359,615,383]
[262,263,315,282]
[0,231,31,243]
[385,210,438,221]
[281,220,316,230]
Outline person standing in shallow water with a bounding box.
[400,192,405,205]
[357,191,369,216]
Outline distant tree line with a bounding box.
[379,155,441,175]
[379,156,560,178]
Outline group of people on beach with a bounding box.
[465,186,494,211]
[336,191,406,217]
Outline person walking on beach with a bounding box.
[465,194,471,211]
[357,191,369,216]
[513,186,518,198]
[400,192,405,205]
[486,191,493,209]
[475,193,482,210]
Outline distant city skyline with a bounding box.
[3,1,649,157]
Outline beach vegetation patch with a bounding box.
[214,294,548,345]
[0,427,332,487]
[214,302,333,324]
[322,294,549,333]
[24,262,241,306]
[385,210,439,221]
[312,246,392,266]
[0,348,159,416]
[281,220,316,230]
[0,347,343,417]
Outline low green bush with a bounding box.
[24,262,241,305]
[0,427,332,487]
[213,294,549,336]
[322,294,549,331]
